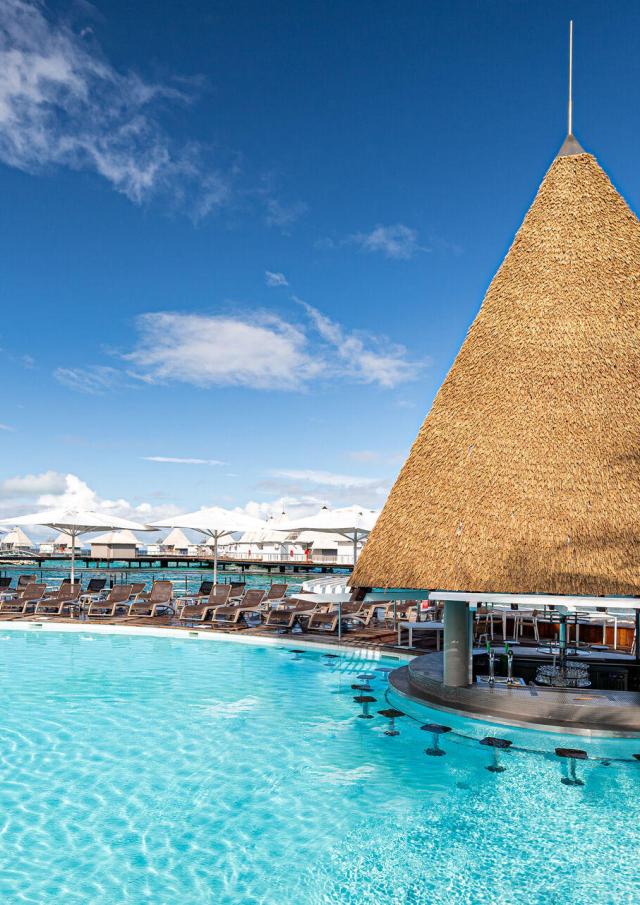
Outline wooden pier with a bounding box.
[0,553,353,575]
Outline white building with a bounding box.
[39,532,81,555]
[0,527,34,553]
[90,530,139,560]
[146,528,191,556]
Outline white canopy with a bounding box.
[281,505,379,562]
[150,507,266,583]
[0,508,150,580]
[90,529,139,545]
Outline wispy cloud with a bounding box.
[124,311,320,391]
[348,450,403,465]
[265,271,289,287]
[53,365,126,394]
[56,299,422,394]
[348,224,426,259]
[142,456,225,466]
[270,469,380,489]
[0,0,234,215]
[123,304,421,391]
[256,472,389,509]
[264,198,307,230]
[0,423,15,432]
[318,224,427,260]
[298,300,421,388]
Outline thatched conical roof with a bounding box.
[353,149,640,596]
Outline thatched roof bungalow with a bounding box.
[353,139,640,597]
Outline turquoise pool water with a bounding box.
[0,629,638,904]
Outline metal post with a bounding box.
[443,600,471,687]
[568,20,573,136]
[338,601,342,643]
[70,528,77,585]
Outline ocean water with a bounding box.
[0,563,307,596]
[0,629,638,904]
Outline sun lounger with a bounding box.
[177,584,231,623]
[225,582,246,602]
[210,589,266,626]
[0,574,37,601]
[304,611,343,633]
[175,580,216,606]
[302,602,371,634]
[264,583,289,607]
[127,580,174,618]
[33,583,82,615]
[261,600,318,631]
[86,584,134,617]
[0,583,47,614]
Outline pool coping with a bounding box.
[0,619,415,662]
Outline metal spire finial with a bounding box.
[558,20,585,157]
[568,20,573,137]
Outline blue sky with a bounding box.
[1,0,639,524]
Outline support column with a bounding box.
[443,600,472,687]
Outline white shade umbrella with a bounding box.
[149,507,266,584]
[280,505,379,564]
[0,508,152,582]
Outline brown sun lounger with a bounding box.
[33,583,82,615]
[86,584,135,617]
[261,600,318,631]
[264,583,289,606]
[177,584,231,623]
[0,574,38,601]
[0,583,47,614]
[127,580,174,618]
[210,589,267,626]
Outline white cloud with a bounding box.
[0,0,233,212]
[265,271,289,287]
[53,365,125,394]
[142,456,225,466]
[348,224,426,260]
[270,469,380,488]
[56,302,421,394]
[0,423,15,432]
[299,301,420,388]
[0,471,180,534]
[264,198,307,230]
[125,311,321,390]
[0,470,67,497]
[318,224,426,260]
[348,450,379,463]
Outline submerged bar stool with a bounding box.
[556,748,587,786]
[479,737,512,772]
[354,695,376,719]
[378,708,404,736]
[421,723,452,757]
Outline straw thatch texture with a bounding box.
[353,152,640,595]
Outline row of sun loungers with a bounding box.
[0,573,418,635]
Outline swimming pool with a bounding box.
[0,628,638,904]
